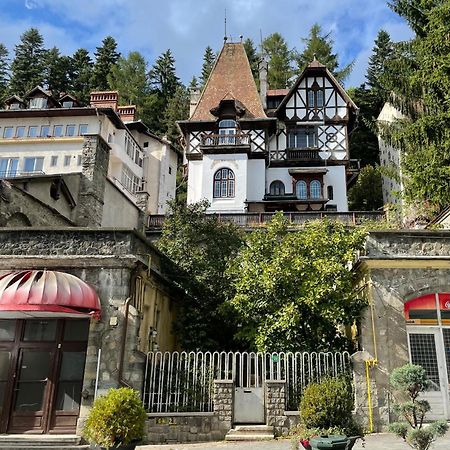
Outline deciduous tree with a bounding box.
[348,165,383,211]
[228,214,366,352]
[157,200,243,350]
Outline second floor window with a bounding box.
[0,158,18,177]
[28,126,38,138]
[53,125,63,137]
[288,128,317,149]
[310,180,322,199]
[66,125,76,137]
[16,126,25,138]
[218,119,237,145]
[270,180,285,196]
[23,157,44,173]
[214,168,235,198]
[40,125,50,137]
[296,180,307,199]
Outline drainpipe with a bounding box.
[118,297,132,385]
[365,279,379,433]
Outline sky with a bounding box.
[0,0,413,88]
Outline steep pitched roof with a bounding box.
[191,43,266,121]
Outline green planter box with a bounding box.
[309,435,349,450]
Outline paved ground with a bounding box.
[138,431,450,450]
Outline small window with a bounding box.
[168,166,172,175]
[310,180,322,199]
[143,142,149,148]
[28,126,38,138]
[79,124,88,135]
[77,155,82,166]
[10,103,20,110]
[64,155,71,166]
[327,185,334,200]
[296,180,307,199]
[53,125,63,137]
[40,125,50,137]
[213,168,235,198]
[307,89,324,109]
[218,119,237,145]
[15,126,25,138]
[62,101,74,108]
[66,125,76,137]
[50,156,58,167]
[307,90,315,108]
[29,97,47,109]
[270,180,285,196]
[316,90,324,108]
[107,133,113,143]
[3,127,13,138]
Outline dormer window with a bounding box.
[9,103,20,110]
[29,97,48,109]
[62,101,74,108]
[218,119,237,144]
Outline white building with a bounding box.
[178,43,358,213]
[0,87,179,214]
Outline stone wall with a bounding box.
[266,381,288,436]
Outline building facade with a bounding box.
[0,88,178,214]
[179,43,358,213]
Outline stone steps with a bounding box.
[0,434,88,449]
[225,424,275,441]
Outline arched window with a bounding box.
[219,119,237,144]
[214,168,235,198]
[296,180,307,199]
[310,180,322,199]
[270,180,285,196]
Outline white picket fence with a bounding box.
[143,351,351,413]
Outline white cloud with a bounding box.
[24,0,39,10]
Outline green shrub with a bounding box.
[83,387,146,449]
[389,364,448,450]
[300,376,356,433]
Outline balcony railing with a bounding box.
[147,211,385,229]
[200,133,251,147]
[286,148,321,161]
[0,170,45,179]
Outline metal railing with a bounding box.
[200,133,251,147]
[286,148,321,160]
[143,351,351,413]
[0,170,45,179]
[147,211,385,229]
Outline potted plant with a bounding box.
[389,364,448,450]
[83,387,147,450]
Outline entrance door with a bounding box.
[407,328,449,420]
[0,319,88,434]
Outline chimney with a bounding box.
[258,58,268,109]
[90,91,119,111]
[117,105,137,122]
[189,88,201,117]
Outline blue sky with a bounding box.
[0,0,412,88]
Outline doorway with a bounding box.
[0,318,89,434]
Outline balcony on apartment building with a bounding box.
[286,148,321,162]
[200,132,252,154]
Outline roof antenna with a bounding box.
[224,8,227,42]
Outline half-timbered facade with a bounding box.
[178,43,358,213]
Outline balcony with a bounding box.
[147,211,385,229]
[286,148,321,161]
[201,133,251,146]
[0,170,45,179]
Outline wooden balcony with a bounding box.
[147,211,385,229]
[200,133,251,147]
[286,148,321,161]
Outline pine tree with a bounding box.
[91,36,120,90]
[243,38,260,85]
[379,0,450,213]
[10,28,46,95]
[163,84,189,149]
[70,48,93,105]
[189,76,199,89]
[200,46,215,88]
[108,51,150,109]
[366,30,394,101]
[149,49,180,104]
[294,23,353,82]
[262,33,293,89]
[43,47,72,97]
[0,44,9,105]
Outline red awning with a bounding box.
[0,270,101,319]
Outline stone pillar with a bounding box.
[75,134,110,227]
[213,380,234,433]
[266,380,288,436]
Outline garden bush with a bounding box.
[83,387,146,449]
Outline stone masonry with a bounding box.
[266,380,288,437]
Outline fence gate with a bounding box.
[143,351,351,421]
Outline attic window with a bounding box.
[63,101,74,108]
[218,119,237,144]
[29,97,47,109]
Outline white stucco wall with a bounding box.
[187,160,203,205]
[246,159,265,202]
[324,166,348,212]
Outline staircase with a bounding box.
[225,425,275,441]
[0,435,89,450]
